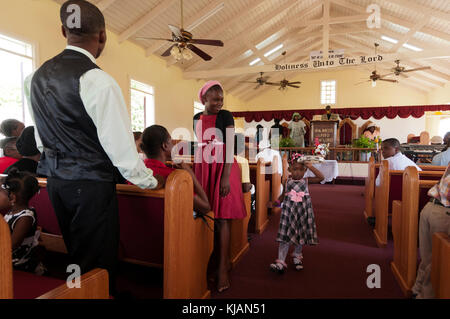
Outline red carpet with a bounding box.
[212,184,404,299]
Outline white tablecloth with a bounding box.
[304,160,339,184]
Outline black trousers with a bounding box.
[47,178,119,294]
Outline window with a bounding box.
[0,33,34,137]
[320,80,336,105]
[439,117,450,138]
[194,101,204,116]
[130,79,154,132]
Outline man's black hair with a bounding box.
[0,119,22,137]
[382,138,401,149]
[141,125,170,158]
[60,0,105,36]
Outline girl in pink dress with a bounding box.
[194,81,246,292]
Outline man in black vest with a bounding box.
[24,0,164,295]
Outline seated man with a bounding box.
[412,164,450,299]
[0,137,22,174]
[375,138,422,186]
[4,126,41,175]
[432,132,450,166]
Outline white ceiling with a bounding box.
[54,0,450,100]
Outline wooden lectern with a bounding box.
[310,120,339,159]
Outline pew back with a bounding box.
[374,161,443,247]
[29,170,213,299]
[432,232,450,299]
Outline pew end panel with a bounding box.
[36,269,109,299]
[432,232,450,299]
[271,155,282,215]
[255,159,270,234]
[374,160,389,247]
[390,167,419,297]
[230,191,251,268]
[364,157,376,219]
[0,216,13,299]
[163,170,213,299]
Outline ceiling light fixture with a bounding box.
[249,58,261,66]
[264,44,283,57]
[381,35,398,44]
[402,43,423,52]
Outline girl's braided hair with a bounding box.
[1,168,39,203]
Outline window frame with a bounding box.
[129,77,156,132]
[0,31,38,132]
[320,79,337,106]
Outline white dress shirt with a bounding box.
[24,46,157,189]
[255,148,283,175]
[432,149,450,166]
[375,152,422,186]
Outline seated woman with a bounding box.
[140,125,211,214]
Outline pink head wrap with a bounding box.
[198,80,223,105]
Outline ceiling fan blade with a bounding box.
[265,82,279,86]
[379,73,394,78]
[288,84,300,88]
[168,25,182,38]
[239,81,257,84]
[135,37,174,42]
[189,39,224,46]
[355,80,370,85]
[187,44,212,61]
[403,66,431,73]
[161,44,176,57]
[289,81,301,84]
[379,78,398,83]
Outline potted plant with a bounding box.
[352,136,376,161]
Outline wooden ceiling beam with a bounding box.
[184,0,322,71]
[118,0,178,43]
[331,0,450,43]
[96,0,117,11]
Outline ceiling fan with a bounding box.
[355,43,397,87]
[390,60,431,78]
[239,72,277,89]
[272,51,302,90]
[136,0,223,61]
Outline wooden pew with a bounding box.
[390,166,441,296]
[364,158,445,220]
[230,191,251,268]
[249,157,281,234]
[431,232,450,299]
[29,170,214,299]
[373,161,443,247]
[0,217,109,299]
[364,157,377,219]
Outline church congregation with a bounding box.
[0,0,449,301]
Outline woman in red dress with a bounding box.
[193,81,246,292]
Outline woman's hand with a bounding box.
[219,176,230,197]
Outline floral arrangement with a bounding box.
[314,144,329,157]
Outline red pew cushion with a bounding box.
[13,270,65,299]
[117,195,164,265]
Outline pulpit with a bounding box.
[310,120,339,159]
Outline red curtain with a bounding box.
[233,105,450,122]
